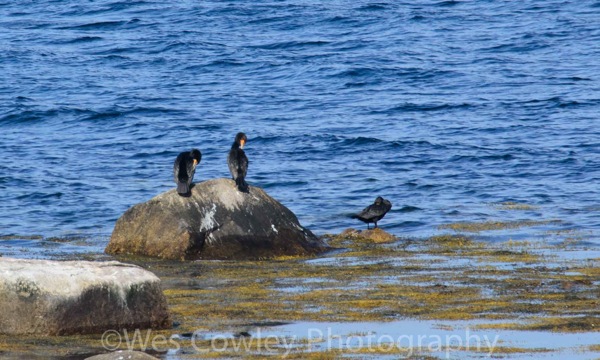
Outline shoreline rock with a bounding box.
[86,351,160,360]
[106,178,328,260]
[0,258,171,335]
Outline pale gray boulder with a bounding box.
[86,350,160,360]
[0,258,170,335]
[106,178,327,260]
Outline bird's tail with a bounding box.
[235,177,249,193]
[177,182,190,195]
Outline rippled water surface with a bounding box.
[1,0,599,255]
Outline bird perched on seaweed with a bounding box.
[228,132,249,192]
[173,149,202,196]
[352,196,392,229]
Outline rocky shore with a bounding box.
[1,186,597,359]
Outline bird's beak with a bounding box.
[240,139,245,149]
[193,159,198,167]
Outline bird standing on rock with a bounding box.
[228,132,249,192]
[352,196,392,229]
[173,149,202,196]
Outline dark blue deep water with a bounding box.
[1,0,599,257]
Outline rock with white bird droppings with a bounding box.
[0,258,170,335]
[105,178,327,260]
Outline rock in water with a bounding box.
[0,258,171,335]
[340,228,397,243]
[86,351,160,360]
[105,178,327,260]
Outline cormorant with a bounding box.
[173,149,202,196]
[352,196,392,229]
[228,132,249,192]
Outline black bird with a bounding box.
[228,132,249,192]
[352,196,392,229]
[173,149,202,196]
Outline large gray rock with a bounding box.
[105,178,327,260]
[0,258,171,335]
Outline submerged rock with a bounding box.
[105,178,327,260]
[0,258,171,335]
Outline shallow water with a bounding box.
[165,320,600,359]
[1,2,599,251]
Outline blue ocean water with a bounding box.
[1,0,599,257]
